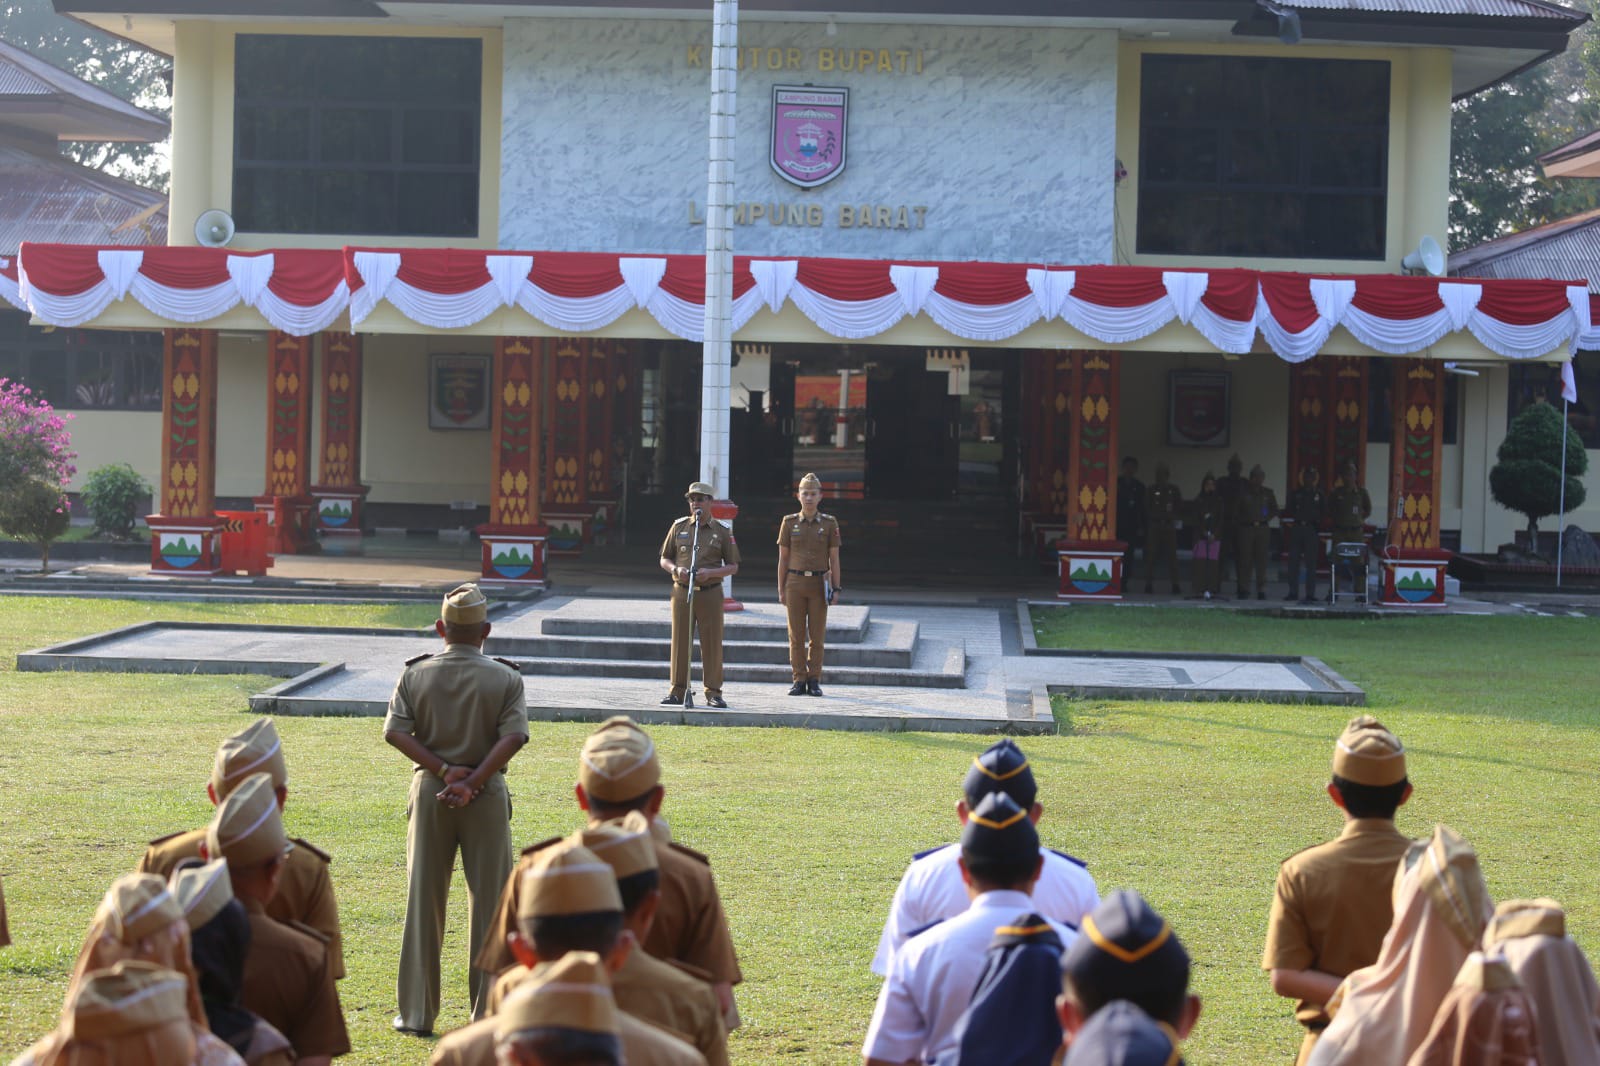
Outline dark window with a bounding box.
[233,35,481,237]
[1508,360,1599,449]
[0,312,163,411]
[1138,55,1389,260]
[1368,362,1459,446]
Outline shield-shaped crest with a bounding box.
[771,85,848,189]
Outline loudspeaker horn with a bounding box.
[1402,235,1444,277]
[194,209,235,248]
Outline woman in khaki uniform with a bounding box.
[776,473,841,697]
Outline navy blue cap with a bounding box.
[939,913,1065,1066]
[960,792,1040,867]
[1062,892,1190,1022]
[1063,1001,1183,1066]
[963,738,1037,809]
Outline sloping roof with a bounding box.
[0,38,167,142]
[1449,207,1600,292]
[1539,126,1600,178]
[0,143,167,255]
[1278,0,1580,16]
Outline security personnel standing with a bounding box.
[1328,461,1373,595]
[1284,467,1327,604]
[1115,458,1146,583]
[777,472,841,697]
[1216,454,1248,589]
[1143,463,1183,595]
[384,583,529,1034]
[1233,465,1279,601]
[659,482,741,709]
[138,717,345,979]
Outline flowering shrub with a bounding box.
[0,379,77,570]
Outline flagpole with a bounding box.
[1556,396,1569,588]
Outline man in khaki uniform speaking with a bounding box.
[776,472,842,697]
[138,717,344,979]
[385,583,529,1035]
[659,482,740,709]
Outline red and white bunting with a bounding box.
[1577,294,1600,354]
[10,243,1590,362]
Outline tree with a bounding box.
[1489,401,1589,547]
[80,461,151,539]
[0,476,72,571]
[0,0,170,191]
[0,379,76,571]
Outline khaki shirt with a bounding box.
[1329,484,1372,534]
[776,512,840,573]
[383,643,528,768]
[616,950,730,1066]
[1146,483,1183,521]
[1234,484,1280,527]
[661,517,740,579]
[240,899,350,1060]
[1262,818,1413,1027]
[139,829,344,979]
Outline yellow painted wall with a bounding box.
[217,335,269,498]
[63,412,162,495]
[359,335,495,506]
[168,21,503,252]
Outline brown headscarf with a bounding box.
[1308,826,1494,1066]
[66,874,207,1031]
[1405,953,1539,1066]
[1482,899,1600,1065]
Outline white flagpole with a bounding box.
[1556,396,1569,588]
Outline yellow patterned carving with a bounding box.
[273,449,284,471]
[1079,486,1092,510]
[1093,486,1107,511]
[590,448,604,467]
[170,462,184,487]
[173,332,199,349]
[503,381,518,406]
[275,372,287,394]
[185,373,199,397]
[1418,496,1432,520]
[592,379,606,399]
[1085,355,1110,370]
[1052,470,1064,489]
[1409,364,1434,380]
[1420,407,1434,432]
[1081,396,1095,421]
[183,463,197,487]
[1404,495,1417,519]
[1055,393,1067,415]
[1406,406,1419,432]
[517,382,531,407]
[501,471,515,495]
[1095,397,1109,422]
[512,472,526,495]
[1310,398,1322,418]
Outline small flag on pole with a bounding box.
[1561,361,1578,404]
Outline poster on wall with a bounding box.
[429,354,491,430]
[1168,370,1230,447]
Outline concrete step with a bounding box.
[487,619,919,668]
[539,606,871,644]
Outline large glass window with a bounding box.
[0,313,163,411]
[233,35,481,237]
[1138,55,1390,260]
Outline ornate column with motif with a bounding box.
[1330,357,1369,482]
[1022,351,1073,561]
[147,328,225,575]
[252,331,314,555]
[1058,350,1123,599]
[1381,358,1451,606]
[309,332,370,550]
[478,337,548,586]
[586,340,621,545]
[1287,359,1332,489]
[542,337,591,554]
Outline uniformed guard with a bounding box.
[1059,891,1200,1043]
[137,718,345,980]
[207,773,350,1062]
[1062,1000,1187,1066]
[1263,716,1413,1066]
[1143,463,1183,595]
[777,472,842,696]
[863,792,1078,1066]
[1216,454,1248,587]
[1328,461,1373,595]
[494,953,624,1066]
[1189,473,1225,601]
[1232,464,1279,600]
[1115,458,1146,583]
[385,582,529,1034]
[872,738,1098,978]
[659,482,741,709]
[1284,466,1327,604]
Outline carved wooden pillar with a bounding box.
[1330,357,1369,484]
[1059,350,1123,599]
[478,337,547,586]
[542,337,591,554]
[1287,359,1333,489]
[586,340,620,544]
[147,328,224,575]
[309,332,369,548]
[253,331,314,554]
[1380,358,1451,606]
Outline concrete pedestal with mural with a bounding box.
[1379,549,1452,607]
[310,486,370,554]
[542,512,590,555]
[1058,542,1126,600]
[147,515,225,576]
[478,524,548,587]
[252,495,314,556]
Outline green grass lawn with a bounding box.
[0,597,1596,1064]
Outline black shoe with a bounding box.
[660,693,684,706]
[807,678,823,697]
[393,1017,433,1038]
[1171,585,1181,595]
[1284,592,1299,601]
[1143,584,1153,594]
[1257,591,1266,600]
[788,682,808,696]
[705,694,728,709]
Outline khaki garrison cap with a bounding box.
[1332,715,1407,786]
[579,716,661,803]
[685,481,715,498]
[170,859,233,931]
[69,960,193,1041]
[798,472,822,491]
[496,952,618,1044]
[572,811,659,879]
[441,583,489,625]
[516,842,623,919]
[98,873,184,945]
[206,772,294,869]
[211,717,287,799]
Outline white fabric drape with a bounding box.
[788,285,907,339]
[1060,292,1176,345]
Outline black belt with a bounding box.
[788,569,827,577]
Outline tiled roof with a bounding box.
[0,39,167,142]
[1449,208,1600,292]
[0,144,167,255]
[1278,0,1583,17]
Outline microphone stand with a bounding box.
[683,508,702,710]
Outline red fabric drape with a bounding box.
[137,247,231,289]
[796,256,896,300]
[1350,275,1443,318]
[1258,274,1320,334]
[394,249,494,294]
[1473,278,1581,325]
[266,250,347,303]
[933,261,1036,305]
[656,256,756,302]
[1199,268,1259,322]
[528,252,624,299]
[1070,266,1167,308]
[17,242,108,296]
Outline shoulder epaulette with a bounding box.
[666,958,717,984]
[493,657,522,672]
[285,919,330,946]
[519,835,563,859]
[668,841,711,865]
[291,838,331,864]
[1048,848,1088,869]
[147,830,186,848]
[404,652,434,666]
[912,843,954,861]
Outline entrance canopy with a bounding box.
[5,242,1596,362]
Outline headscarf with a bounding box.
[187,898,257,1055]
[1482,899,1600,1065]
[1308,826,1493,1066]
[66,874,207,1031]
[1405,953,1539,1066]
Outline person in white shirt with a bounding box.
[872,739,1098,976]
[863,792,1078,1066]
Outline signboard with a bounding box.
[771,85,849,189]
[1168,370,1230,447]
[429,354,490,431]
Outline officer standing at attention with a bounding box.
[384,583,529,1035]
[1328,461,1373,595]
[660,482,741,709]
[777,472,841,697]
[1216,454,1248,589]
[1284,466,1327,604]
[1115,457,1146,584]
[1233,465,1279,601]
[1143,463,1183,595]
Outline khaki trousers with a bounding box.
[398,771,513,1029]
[785,576,828,681]
[670,583,725,696]
[1237,525,1270,594]
[1143,525,1180,591]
